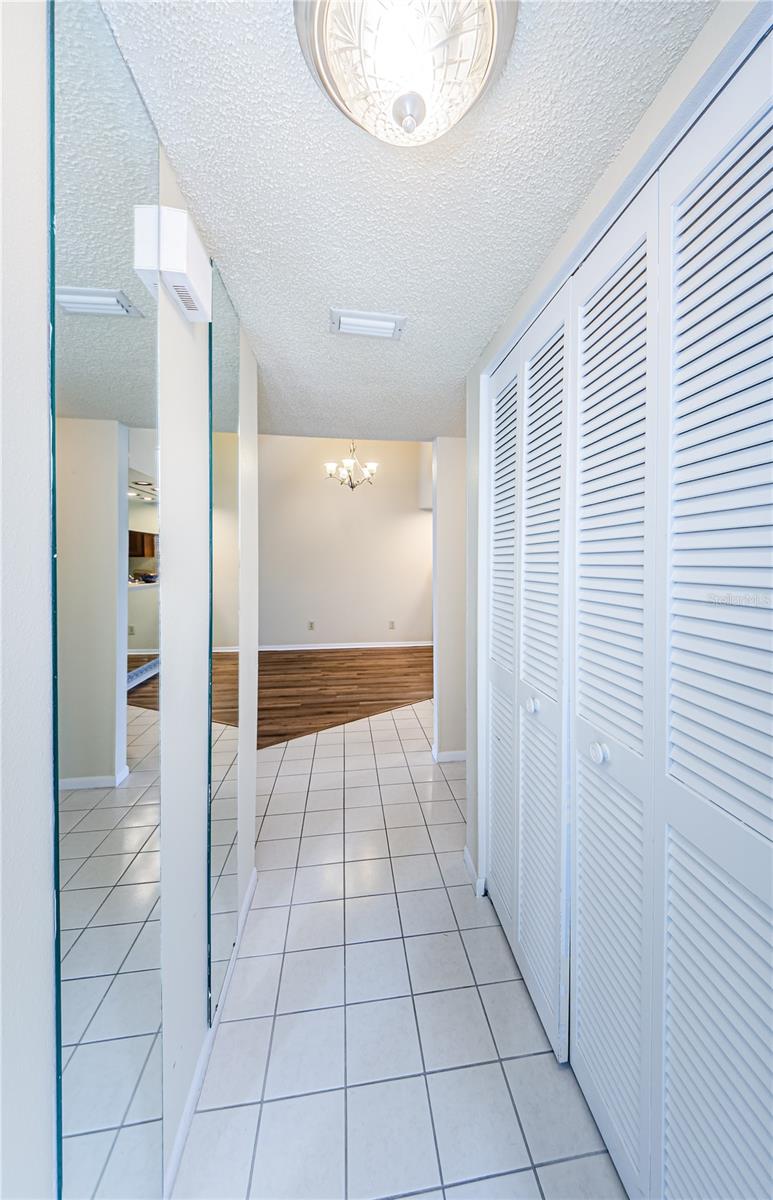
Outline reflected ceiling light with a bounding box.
[324,442,379,490]
[56,287,142,317]
[295,0,517,146]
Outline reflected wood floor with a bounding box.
[128,646,433,748]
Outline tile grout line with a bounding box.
[189,702,612,1200]
[406,702,548,1200]
[371,714,447,1200]
[244,728,316,1200]
[58,714,163,1190]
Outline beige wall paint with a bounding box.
[432,438,467,757]
[464,1,764,875]
[0,3,57,1193]
[259,436,432,647]
[213,431,239,649]
[56,417,128,783]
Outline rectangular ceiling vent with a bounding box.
[329,308,407,340]
[56,287,142,317]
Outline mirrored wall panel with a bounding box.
[54,3,162,1194]
[208,266,241,1016]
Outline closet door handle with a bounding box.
[589,741,610,765]
[526,696,540,715]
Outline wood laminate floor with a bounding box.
[128,646,433,748]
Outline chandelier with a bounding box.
[324,441,380,490]
[294,0,518,147]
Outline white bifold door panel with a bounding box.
[478,31,773,1200]
[482,358,519,934]
[651,39,773,1200]
[482,284,572,1063]
[569,178,659,1200]
[513,283,571,1062]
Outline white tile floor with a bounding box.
[59,704,163,1199]
[174,700,628,1200]
[210,718,241,1011]
[59,703,242,1197]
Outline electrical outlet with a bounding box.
[128,624,135,636]
[388,620,395,630]
[308,620,315,631]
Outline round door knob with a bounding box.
[526,696,540,715]
[589,741,610,765]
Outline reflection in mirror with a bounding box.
[209,266,241,1017]
[53,2,162,1194]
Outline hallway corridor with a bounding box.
[174,701,626,1200]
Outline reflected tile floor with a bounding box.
[174,700,627,1200]
[59,705,241,1198]
[59,704,163,1199]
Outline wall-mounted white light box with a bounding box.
[134,205,212,323]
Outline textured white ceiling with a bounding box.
[55,1,159,428]
[102,0,716,440]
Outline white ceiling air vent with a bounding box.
[134,205,212,323]
[329,308,407,339]
[56,287,142,317]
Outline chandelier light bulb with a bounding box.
[295,0,517,147]
[324,441,381,491]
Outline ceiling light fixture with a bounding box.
[295,0,517,146]
[324,441,379,490]
[329,307,407,339]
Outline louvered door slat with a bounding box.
[506,285,570,1065]
[668,94,773,839]
[484,360,521,950]
[663,829,773,1200]
[652,49,773,1200]
[521,328,564,699]
[570,180,658,1200]
[577,240,648,753]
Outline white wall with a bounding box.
[432,438,467,758]
[0,2,57,1195]
[464,0,767,872]
[56,417,128,785]
[237,330,259,904]
[129,426,158,483]
[259,436,433,648]
[213,431,239,649]
[157,148,211,1182]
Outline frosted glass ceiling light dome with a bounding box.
[295,0,517,146]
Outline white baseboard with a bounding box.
[432,748,467,764]
[464,846,485,897]
[259,641,433,651]
[59,764,129,790]
[212,646,239,653]
[128,647,159,655]
[164,867,257,1197]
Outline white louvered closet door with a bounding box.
[513,282,571,1062]
[483,354,521,939]
[651,39,773,1200]
[570,179,658,1200]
